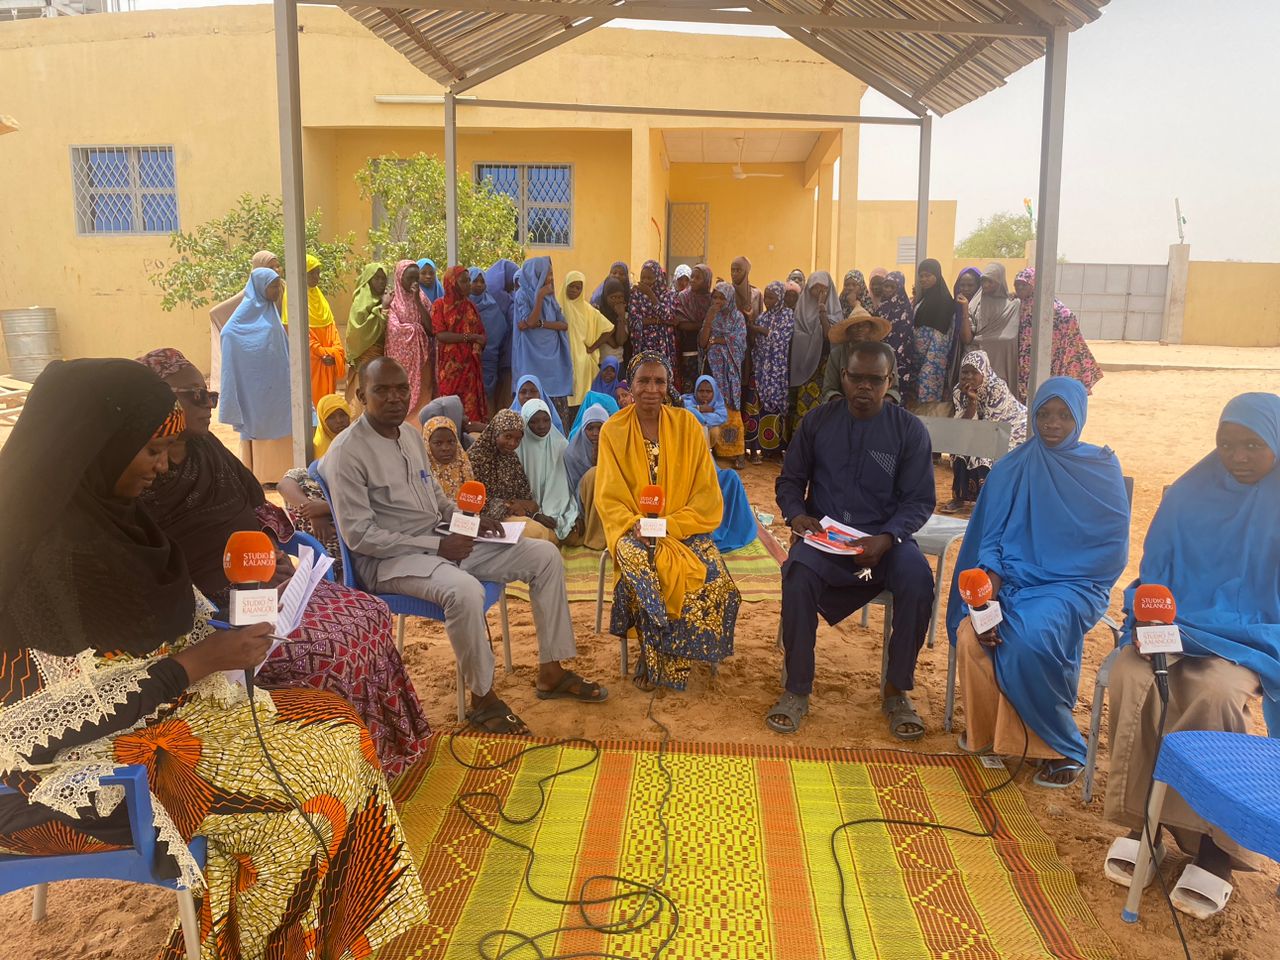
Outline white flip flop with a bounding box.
[1170,863,1233,920]
[1104,835,1167,889]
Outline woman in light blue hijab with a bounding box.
[947,377,1130,787]
[219,267,292,441]
[516,398,579,541]
[512,257,573,417]
[469,266,508,400]
[510,373,565,435]
[416,257,445,304]
[1104,393,1280,901]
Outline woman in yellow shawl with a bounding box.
[595,352,741,690]
[563,269,616,407]
[283,253,347,403]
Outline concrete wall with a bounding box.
[0,5,865,373]
[1183,261,1280,347]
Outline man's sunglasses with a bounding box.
[173,386,219,407]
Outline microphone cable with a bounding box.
[245,681,332,870]
[831,706,1029,960]
[1135,693,1192,960]
[445,690,679,960]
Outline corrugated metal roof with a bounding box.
[338,0,1107,116]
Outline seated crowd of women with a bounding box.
[215,251,1101,486]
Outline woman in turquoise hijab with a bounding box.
[1104,393,1280,914]
[947,377,1130,787]
[568,389,619,438]
[516,398,579,542]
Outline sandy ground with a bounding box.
[3,353,1279,960]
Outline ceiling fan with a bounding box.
[700,137,786,180]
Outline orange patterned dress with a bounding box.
[0,593,429,959]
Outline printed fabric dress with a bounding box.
[751,281,795,453]
[0,593,430,960]
[610,438,741,689]
[1014,266,1103,402]
[626,260,679,370]
[431,265,488,422]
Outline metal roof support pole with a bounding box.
[915,113,932,265]
[1030,24,1068,399]
[444,91,459,265]
[274,0,311,466]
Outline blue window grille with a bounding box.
[474,163,572,248]
[71,146,178,235]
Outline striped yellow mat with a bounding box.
[385,735,1115,960]
[503,537,782,605]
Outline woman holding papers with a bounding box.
[136,348,430,777]
[595,352,741,691]
[0,359,429,959]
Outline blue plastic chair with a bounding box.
[1123,730,1280,922]
[279,528,337,582]
[0,765,205,959]
[308,464,512,723]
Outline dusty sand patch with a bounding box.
[2,365,1277,960]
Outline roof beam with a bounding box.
[774,23,927,116]
[333,0,1048,38]
[450,16,609,91]
[910,36,994,99]
[377,7,466,80]
[1002,0,1069,26]
[461,97,921,125]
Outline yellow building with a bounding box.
[0,6,979,372]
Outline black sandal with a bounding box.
[765,691,810,734]
[467,700,529,734]
[536,670,609,703]
[883,694,925,741]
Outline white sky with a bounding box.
[127,0,1280,264]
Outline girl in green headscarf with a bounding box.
[344,262,389,405]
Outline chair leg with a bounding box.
[395,615,406,655]
[499,590,513,674]
[1122,781,1169,924]
[31,882,47,922]
[455,663,467,724]
[177,889,199,960]
[879,597,893,696]
[928,551,947,650]
[595,551,608,634]
[944,638,957,733]
[1082,677,1107,804]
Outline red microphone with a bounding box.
[449,480,487,537]
[638,484,666,558]
[958,568,1003,635]
[1134,584,1179,703]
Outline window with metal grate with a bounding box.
[475,162,572,248]
[71,146,178,235]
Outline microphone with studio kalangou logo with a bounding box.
[223,530,279,693]
[1133,584,1180,704]
[958,568,1003,635]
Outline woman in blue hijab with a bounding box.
[219,267,292,444]
[512,257,573,420]
[682,375,728,432]
[947,377,1130,787]
[591,356,622,399]
[568,389,619,439]
[510,373,565,435]
[1104,393,1279,911]
[416,257,445,304]
[469,266,509,405]
[483,258,519,408]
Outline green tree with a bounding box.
[954,211,1036,259]
[356,153,523,268]
[149,194,356,310]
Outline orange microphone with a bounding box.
[958,568,1003,634]
[1133,583,1180,703]
[224,531,280,629]
[638,484,667,558]
[449,480,487,537]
